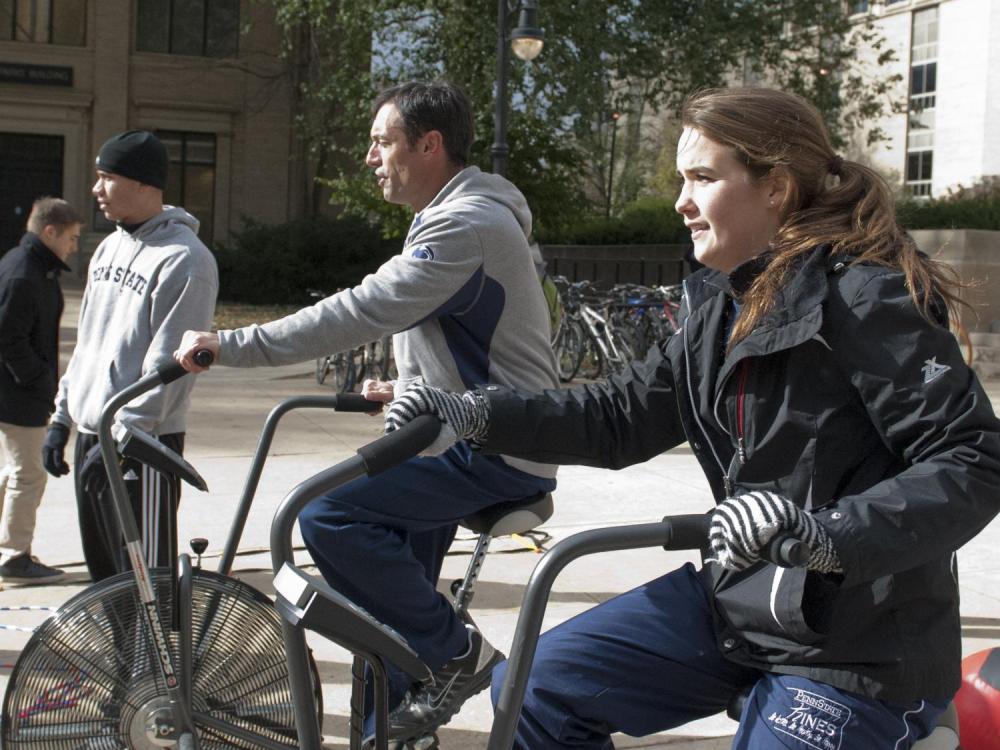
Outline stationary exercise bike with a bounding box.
[0,356,553,749]
[268,418,961,750]
[0,353,339,749]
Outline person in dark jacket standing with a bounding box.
[0,197,82,584]
[384,87,1000,749]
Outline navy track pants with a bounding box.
[298,442,555,709]
[492,563,946,749]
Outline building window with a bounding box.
[906,151,933,197]
[137,0,239,58]
[159,131,216,243]
[849,1,869,14]
[0,0,87,46]
[905,6,937,198]
[910,62,936,109]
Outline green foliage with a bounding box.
[897,177,1000,231]
[746,4,906,151]
[213,214,399,304]
[536,196,687,245]
[262,0,902,234]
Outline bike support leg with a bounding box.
[488,522,679,750]
[282,619,325,749]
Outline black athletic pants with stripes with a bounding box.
[73,432,183,583]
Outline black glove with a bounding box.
[42,423,71,477]
[384,384,491,456]
[708,490,842,573]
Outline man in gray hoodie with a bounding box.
[43,130,218,583]
[175,81,558,742]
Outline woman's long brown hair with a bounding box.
[681,87,966,347]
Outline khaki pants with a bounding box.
[0,422,48,561]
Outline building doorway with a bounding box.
[0,132,64,251]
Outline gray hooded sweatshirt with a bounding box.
[220,166,558,478]
[53,207,219,435]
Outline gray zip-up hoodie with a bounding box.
[220,166,558,478]
[52,207,218,435]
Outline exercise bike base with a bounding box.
[2,567,322,749]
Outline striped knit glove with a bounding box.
[384,384,491,456]
[708,490,842,573]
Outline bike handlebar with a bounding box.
[335,393,387,412]
[489,512,812,749]
[660,513,810,568]
[357,415,441,476]
[158,349,215,384]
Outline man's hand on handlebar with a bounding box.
[708,490,842,574]
[360,379,394,415]
[175,330,220,373]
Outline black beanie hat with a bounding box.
[95,130,168,189]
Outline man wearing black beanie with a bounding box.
[43,129,219,582]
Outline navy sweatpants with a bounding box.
[492,563,947,749]
[299,442,555,708]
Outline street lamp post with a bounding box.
[606,111,620,218]
[491,0,544,177]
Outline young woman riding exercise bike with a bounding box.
[385,86,1000,748]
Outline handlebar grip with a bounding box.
[157,349,214,385]
[157,361,190,385]
[193,349,214,368]
[357,415,441,476]
[763,534,811,568]
[660,514,711,551]
[335,393,385,412]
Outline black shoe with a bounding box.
[0,554,65,584]
[364,626,503,746]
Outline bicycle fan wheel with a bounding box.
[2,568,322,749]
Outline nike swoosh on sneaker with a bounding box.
[427,670,463,711]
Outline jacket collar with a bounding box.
[21,232,72,275]
[685,245,834,370]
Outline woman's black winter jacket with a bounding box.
[481,245,1000,703]
[0,233,70,426]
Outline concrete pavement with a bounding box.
[1,284,999,749]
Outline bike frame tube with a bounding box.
[97,370,201,747]
[218,395,342,575]
[488,519,698,750]
[271,456,370,750]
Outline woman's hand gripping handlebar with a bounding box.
[660,512,811,568]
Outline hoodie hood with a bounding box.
[423,166,532,240]
[127,206,201,242]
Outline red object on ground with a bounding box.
[953,647,1000,750]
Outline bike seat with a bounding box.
[460,493,554,537]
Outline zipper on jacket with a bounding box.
[681,280,731,494]
[721,359,751,496]
[735,358,750,464]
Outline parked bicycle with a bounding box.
[316,335,396,392]
[310,288,398,392]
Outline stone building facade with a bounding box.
[0,0,308,274]
[851,0,1000,198]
